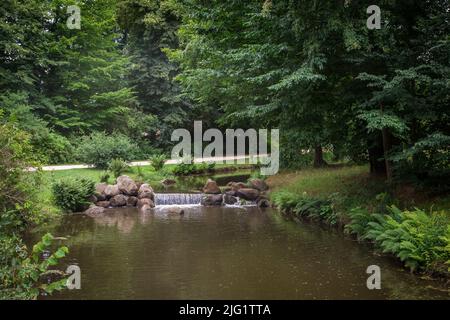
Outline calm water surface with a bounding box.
[32,206,449,300]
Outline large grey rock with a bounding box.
[110,194,128,207]
[203,179,221,194]
[95,183,108,195]
[138,184,155,201]
[248,178,269,191]
[256,196,271,208]
[127,196,138,207]
[223,194,238,205]
[117,175,138,196]
[236,188,260,201]
[96,201,110,208]
[85,205,105,216]
[104,184,120,198]
[201,194,223,206]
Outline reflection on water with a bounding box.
[32,207,449,300]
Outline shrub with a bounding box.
[108,159,129,179]
[0,119,43,230]
[99,171,110,183]
[347,205,450,273]
[0,233,69,299]
[149,154,167,171]
[76,132,138,169]
[272,191,338,225]
[52,177,95,212]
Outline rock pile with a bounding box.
[85,176,155,215]
[201,178,270,208]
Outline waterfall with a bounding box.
[154,193,203,206]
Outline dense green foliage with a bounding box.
[0,119,68,299]
[168,0,449,184]
[0,233,69,300]
[52,177,95,212]
[76,132,138,169]
[108,159,130,179]
[149,154,167,172]
[346,206,450,274]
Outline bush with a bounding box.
[346,205,450,273]
[0,233,69,300]
[108,159,129,179]
[0,118,43,230]
[76,132,138,169]
[272,191,337,225]
[99,171,110,183]
[149,154,167,171]
[52,177,95,212]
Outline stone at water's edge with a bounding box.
[201,194,223,206]
[256,196,271,208]
[96,201,110,208]
[223,194,238,205]
[84,205,105,216]
[137,198,155,209]
[117,175,138,196]
[127,196,138,207]
[203,179,221,194]
[236,188,260,201]
[138,184,155,201]
[110,194,128,207]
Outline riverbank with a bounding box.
[267,165,450,280]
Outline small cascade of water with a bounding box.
[154,193,203,206]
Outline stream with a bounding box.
[30,205,449,300]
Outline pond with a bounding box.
[31,206,449,300]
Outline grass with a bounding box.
[268,165,450,214]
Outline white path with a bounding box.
[28,154,269,172]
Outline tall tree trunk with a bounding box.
[381,127,393,180]
[368,135,386,175]
[313,145,327,168]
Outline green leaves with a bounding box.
[52,178,95,213]
[347,205,450,273]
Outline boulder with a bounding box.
[256,196,271,208]
[95,183,108,195]
[223,194,238,205]
[137,198,155,209]
[203,179,221,194]
[248,178,269,191]
[201,194,223,206]
[227,182,247,191]
[104,184,120,198]
[138,184,155,200]
[236,188,260,201]
[110,194,128,207]
[96,201,110,208]
[96,193,107,201]
[127,196,138,207]
[84,205,105,216]
[117,175,138,196]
